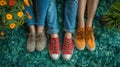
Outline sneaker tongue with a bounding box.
[28,33,35,37]
[86,27,92,30]
[63,38,73,54]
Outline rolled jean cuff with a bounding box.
[27,19,35,26]
[35,22,45,27]
[64,29,75,33]
[47,29,59,34]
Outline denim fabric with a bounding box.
[25,0,49,26]
[64,0,78,33]
[46,0,59,34]
[36,0,49,26]
[47,0,78,34]
[25,5,35,26]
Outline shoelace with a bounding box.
[76,30,85,40]
[36,33,43,42]
[86,30,93,40]
[36,33,46,42]
[63,39,72,52]
[50,39,59,53]
[29,34,35,43]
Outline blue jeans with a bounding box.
[47,0,78,34]
[25,0,49,26]
[46,0,59,34]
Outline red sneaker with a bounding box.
[49,37,60,60]
[62,37,74,60]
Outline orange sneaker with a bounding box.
[85,27,95,51]
[75,27,85,50]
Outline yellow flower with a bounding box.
[17,11,24,18]
[0,0,7,6]
[9,23,16,29]
[6,13,13,20]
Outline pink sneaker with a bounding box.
[62,37,74,60]
[49,38,60,60]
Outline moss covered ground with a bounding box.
[0,0,120,67]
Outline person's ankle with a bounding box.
[37,26,44,33]
[78,23,85,28]
[50,33,58,38]
[86,22,92,27]
[30,32,36,34]
[64,32,72,39]
[37,29,44,33]
[86,25,92,28]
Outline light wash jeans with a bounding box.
[47,0,78,34]
[25,0,49,26]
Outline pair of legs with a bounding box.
[75,0,99,51]
[25,0,49,52]
[78,0,99,27]
[48,0,78,60]
[29,0,49,33]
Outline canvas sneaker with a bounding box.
[49,37,60,60]
[36,32,47,51]
[27,33,36,52]
[75,27,85,50]
[85,27,95,51]
[62,37,74,60]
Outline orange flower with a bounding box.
[28,15,32,19]
[6,13,13,20]
[24,0,28,3]
[0,0,7,6]
[9,23,16,29]
[24,0,30,6]
[17,11,24,18]
[25,11,32,19]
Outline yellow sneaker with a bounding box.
[75,27,85,50]
[85,27,95,51]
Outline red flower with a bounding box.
[9,0,15,6]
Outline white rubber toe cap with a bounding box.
[50,54,60,60]
[62,54,72,60]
